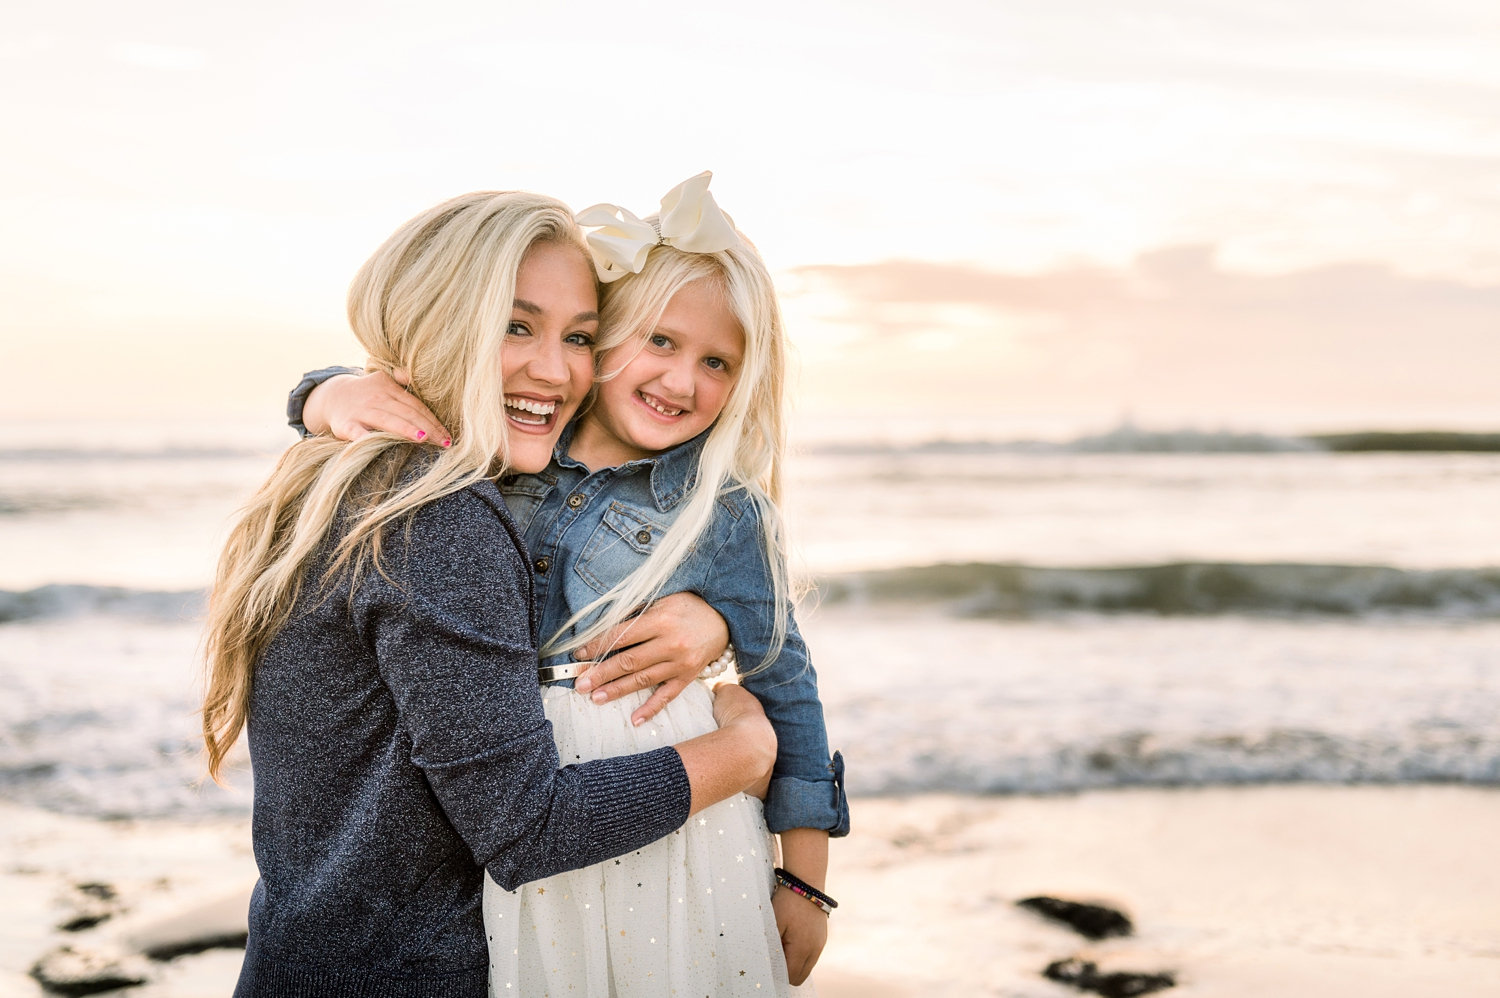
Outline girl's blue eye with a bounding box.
[704,357,726,371]
[649,333,671,348]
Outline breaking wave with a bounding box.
[818,561,1500,618]
[0,585,205,624]
[10,563,1500,627]
[853,725,1500,796]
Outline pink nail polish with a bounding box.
[416,430,426,440]
[442,438,452,448]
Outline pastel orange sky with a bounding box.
[3,0,1497,437]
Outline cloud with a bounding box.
[786,247,1500,426]
[794,246,1500,313]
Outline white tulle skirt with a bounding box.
[483,681,796,997]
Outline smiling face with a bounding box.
[500,240,599,473]
[569,277,746,470]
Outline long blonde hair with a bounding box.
[202,191,587,782]
[544,234,794,675]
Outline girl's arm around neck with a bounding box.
[290,365,451,445]
[288,366,361,437]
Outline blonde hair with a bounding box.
[544,233,794,675]
[202,191,588,782]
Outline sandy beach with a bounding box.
[4,785,1497,997]
[820,786,1500,997]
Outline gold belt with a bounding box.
[537,662,586,685]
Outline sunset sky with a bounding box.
[3,0,1498,439]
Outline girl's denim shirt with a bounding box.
[504,423,849,837]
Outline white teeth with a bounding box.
[506,397,557,415]
[639,392,683,416]
[505,396,555,426]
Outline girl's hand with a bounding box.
[775,828,831,983]
[772,887,828,986]
[304,368,450,445]
[573,593,729,726]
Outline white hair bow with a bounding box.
[575,171,742,283]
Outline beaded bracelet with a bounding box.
[699,645,735,680]
[773,867,838,916]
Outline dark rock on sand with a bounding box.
[142,931,248,961]
[59,883,122,932]
[118,886,250,961]
[1044,957,1176,997]
[29,946,150,996]
[1017,896,1134,939]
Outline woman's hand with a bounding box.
[304,368,451,445]
[573,592,730,726]
[711,682,776,793]
[710,682,775,798]
[675,682,774,814]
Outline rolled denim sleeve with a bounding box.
[287,365,362,437]
[705,500,849,837]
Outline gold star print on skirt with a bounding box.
[483,682,800,996]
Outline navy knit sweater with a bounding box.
[234,476,691,997]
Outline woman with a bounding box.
[201,190,775,998]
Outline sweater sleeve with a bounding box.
[354,483,692,890]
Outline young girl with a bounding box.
[295,174,847,995]
[204,190,776,998]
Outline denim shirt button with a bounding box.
[534,556,551,574]
[635,530,651,545]
[566,493,585,509]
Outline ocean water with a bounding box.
[1,423,1498,819]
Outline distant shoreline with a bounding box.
[6,425,1500,461]
[806,427,1500,455]
[1307,430,1500,451]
